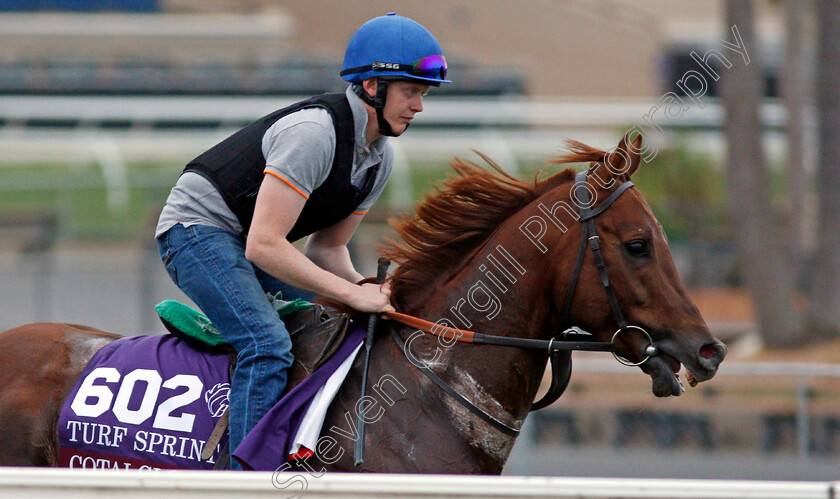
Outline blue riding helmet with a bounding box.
[340,13,451,86]
[341,13,450,137]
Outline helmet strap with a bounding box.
[353,79,405,137]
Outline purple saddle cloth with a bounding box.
[59,325,365,471]
[58,334,230,469]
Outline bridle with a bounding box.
[562,170,659,367]
[386,169,659,436]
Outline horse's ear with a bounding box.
[625,133,643,180]
[604,133,641,182]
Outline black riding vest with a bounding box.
[184,93,379,242]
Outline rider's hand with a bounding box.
[349,282,395,313]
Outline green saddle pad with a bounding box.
[155,293,313,348]
[155,300,226,347]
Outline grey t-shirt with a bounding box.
[155,86,393,238]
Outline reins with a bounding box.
[384,310,613,354]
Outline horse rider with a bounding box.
[154,13,450,469]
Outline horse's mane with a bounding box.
[383,143,610,306]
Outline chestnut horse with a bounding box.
[0,135,725,473]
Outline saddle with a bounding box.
[155,296,351,392]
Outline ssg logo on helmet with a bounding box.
[372,62,401,70]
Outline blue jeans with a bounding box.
[157,223,312,470]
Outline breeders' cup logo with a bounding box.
[204,383,230,418]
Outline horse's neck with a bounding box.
[399,214,569,458]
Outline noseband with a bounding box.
[386,169,659,436]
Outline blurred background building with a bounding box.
[0,0,784,97]
[1,0,838,482]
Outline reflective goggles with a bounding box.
[342,55,448,80]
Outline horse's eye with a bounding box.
[625,240,649,257]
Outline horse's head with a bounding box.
[547,134,726,397]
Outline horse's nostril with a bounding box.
[699,341,727,361]
[699,345,717,359]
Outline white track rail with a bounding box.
[0,468,836,499]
